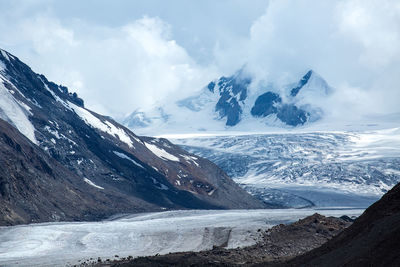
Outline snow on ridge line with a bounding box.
[40,77,72,110]
[113,151,144,168]
[84,178,104,190]
[145,142,180,162]
[0,50,10,61]
[41,77,139,149]
[0,81,38,144]
[39,77,135,148]
[67,101,134,148]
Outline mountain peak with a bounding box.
[123,68,334,133]
[0,48,84,108]
[214,71,251,126]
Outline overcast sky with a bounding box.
[0,0,399,120]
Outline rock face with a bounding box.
[276,104,308,126]
[251,91,281,118]
[289,182,400,267]
[211,70,250,126]
[249,70,327,127]
[0,48,266,225]
[251,92,309,127]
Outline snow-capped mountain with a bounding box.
[0,48,265,225]
[123,68,333,134]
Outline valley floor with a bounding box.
[0,209,363,267]
[97,213,352,267]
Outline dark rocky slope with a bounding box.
[0,118,157,225]
[287,182,400,267]
[0,48,266,225]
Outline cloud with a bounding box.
[213,0,400,117]
[0,0,267,119]
[0,13,216,119]
[336,0,400,67]
[0,0,399,123]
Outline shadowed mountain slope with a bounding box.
[0,48,266,225]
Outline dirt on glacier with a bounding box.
[88,213,352,267]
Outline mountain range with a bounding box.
[124,67,332,134]
[0,48,265,225]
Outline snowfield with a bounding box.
[0,77,38,144]
[0,209,363,267]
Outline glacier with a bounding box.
[170,128,400,208]
[0,209,364,267]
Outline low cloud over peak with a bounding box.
[0,0,399,122]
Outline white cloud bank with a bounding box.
[0,0,399,122]
[215,0,400,119]
[0,13,216,118]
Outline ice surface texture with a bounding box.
[0,209,364,266]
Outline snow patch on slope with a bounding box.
[181,154,199,166]
[15,99,32,115]
[44,126,61,139]
[113,151,144,168]
[145,142,180,161]
[84,178,104,190]
[149,177,169,190]
[68,102,134,148]
[0,80,37,144]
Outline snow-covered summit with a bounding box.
[123,68,333,134]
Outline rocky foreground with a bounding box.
[286,182,400,267]
[88,213,352,266]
